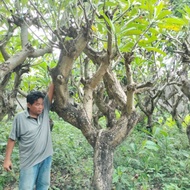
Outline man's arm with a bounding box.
[3,138,15,171]
[47,83,54,103]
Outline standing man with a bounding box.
[3,83,54,190]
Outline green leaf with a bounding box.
[157,16,187,31]
[65,36,72,41]
[143,140,159,151]
[0,9,11,14]
[154,1,164,18]
[144,47,166,55]
[119,41,134,52]
[101,12,115,33]
[122,28,142,35]
[184,5,190,15]
[112,175,119,183]
[130,142,137,152]
[156,10,172,20]
[149,28,159,35]
[180,150,190,158]
[105,1,117,7]
[162,17,186,25]
[21,0,28,6]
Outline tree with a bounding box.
[0,0,189,189]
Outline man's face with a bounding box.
[27,98,44,117]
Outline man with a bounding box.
[3,83,54,190]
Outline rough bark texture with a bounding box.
[92,130,114,190]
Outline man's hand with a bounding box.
[3,138,15,172]
[3,159,13,172]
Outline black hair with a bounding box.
[26,91,45,105]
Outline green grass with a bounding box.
[0,112,190,189]
[50,112,93,190]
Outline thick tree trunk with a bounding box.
[92,130,114,190]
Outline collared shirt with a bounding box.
[9,96,53,169]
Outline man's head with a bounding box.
[27,91,45,105]
[26,91,45,117]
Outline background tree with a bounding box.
[0,0,190,189]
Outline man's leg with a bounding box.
[36,156,52,190]
[19,165,38,190]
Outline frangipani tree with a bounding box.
[0,0,188,189]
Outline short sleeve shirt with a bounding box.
[9,95,53,169]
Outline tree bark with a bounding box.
[92,130,114,190]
